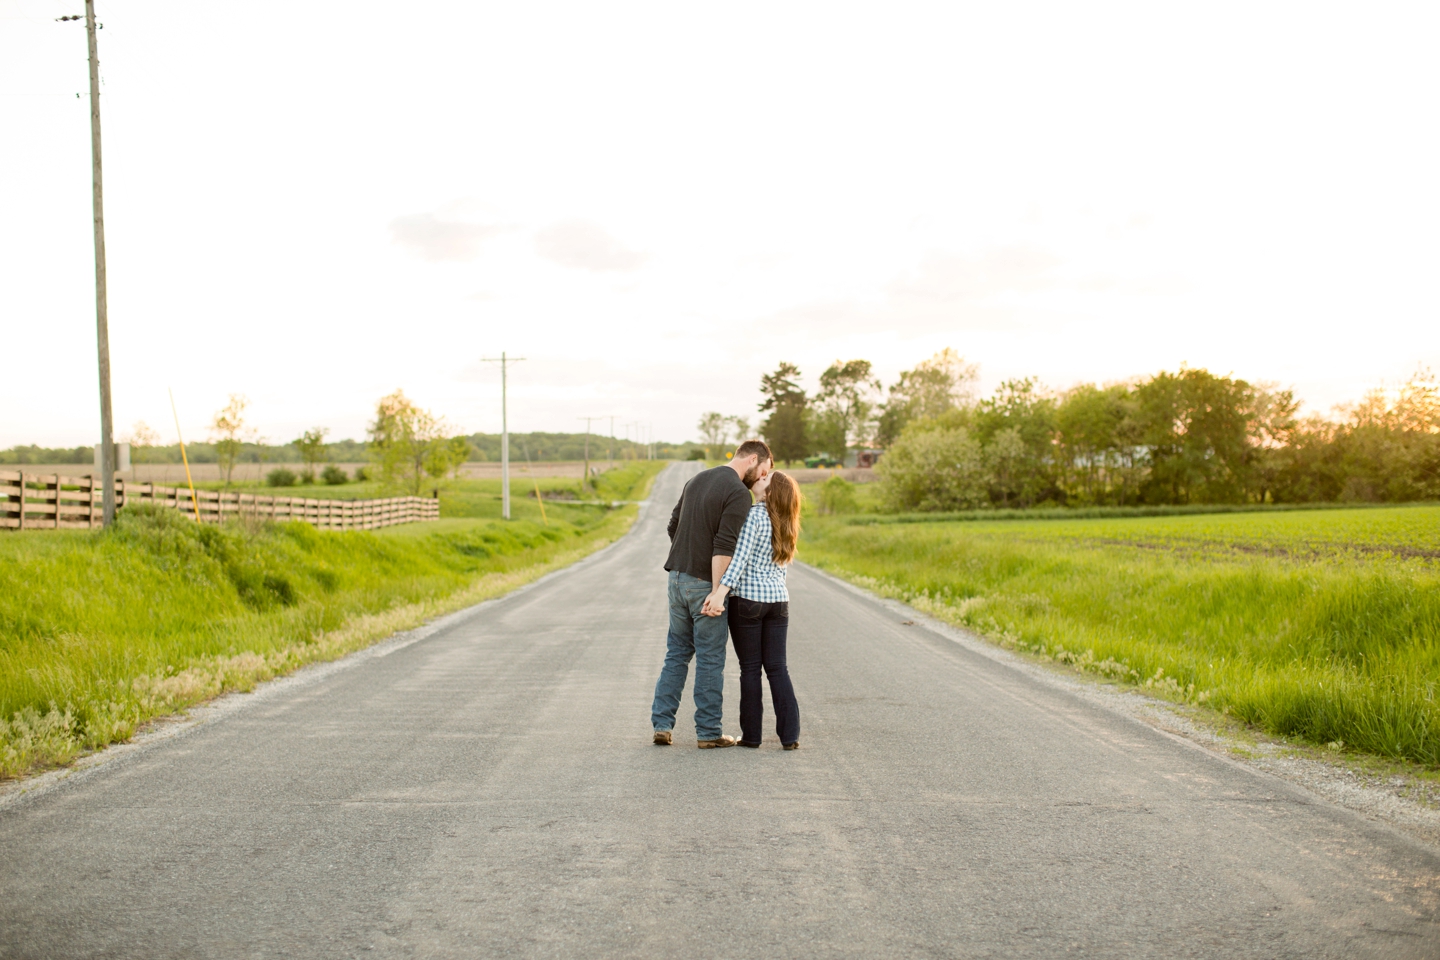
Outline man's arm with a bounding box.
[701,555,734,616]
[667,492,683,542]
[710,554,732,591]
[701,490,751,615]
[711,488,751,557]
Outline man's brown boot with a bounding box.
[653,730,672,745]
[697,736,738,749]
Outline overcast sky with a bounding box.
[3,1,1438,448]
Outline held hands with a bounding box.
[702,586,730,617]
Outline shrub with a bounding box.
[266,468,297,488]
[322,464,349,485]
[816,476,859,515]
[878,425,988,511]
[353,466,370,482]
[687,448,706,461]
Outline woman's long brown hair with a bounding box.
[765,471,802,565]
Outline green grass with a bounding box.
[797,479,1437,525]
[198,460,659,524]
[801,505,1440,765]
[0,461,665,779]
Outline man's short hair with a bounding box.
[735,439,772,463]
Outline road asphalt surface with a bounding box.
[2,462,1438,959]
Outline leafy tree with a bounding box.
[974,378,1059,506]
[367,390,449,495]
[815,359,880,454]
[442,436,473,479]
[727,415,752,444]
[1246,384,1301,504]
[983,426,1029,507]
[0,445,93,465]
[1054,383,1145,505]
[209,394,255,486]
[764,403,808,463]
[876,349,978,446]
[124,421,161,465]
[696,412,728,457]
[760,362,804,405]
[1271,368,1440,503]
[759,362,808,463]
[1135,369,1256,504]
[292,427,329,483]
[805,407,849,461]
[836,350,1440,510]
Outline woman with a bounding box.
[710,470,802,750]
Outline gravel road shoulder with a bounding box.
[806,562,1440,850]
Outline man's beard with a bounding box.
[742,464,761,488]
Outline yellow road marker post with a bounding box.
[168,388,201,522]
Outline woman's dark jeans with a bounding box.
[727,595,800,746]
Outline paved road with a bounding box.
[3,463,1438,959]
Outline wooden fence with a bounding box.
[0,470,439,531]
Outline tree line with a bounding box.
[6,397,678,487]
[747,353,1440,509]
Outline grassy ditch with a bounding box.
[801,505,1440,765]
[0,461,664,779]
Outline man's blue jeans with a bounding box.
[651,570,729,740]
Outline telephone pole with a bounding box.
[59,4,114,524]
[480,352,525,519]
[625,421,640,460]
[577,415,610,490]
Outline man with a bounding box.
[651,439,773,748]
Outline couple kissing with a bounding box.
[650,439,803,750]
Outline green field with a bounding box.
[194,459,654,521]
[800,504,1440,764]
[0,462,664,779]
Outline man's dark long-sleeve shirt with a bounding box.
[664,465,752,582]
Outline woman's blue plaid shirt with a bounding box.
[719,503,789,603]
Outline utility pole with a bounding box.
[608,415,615,467]
[59,4,114,524]
[577,415,609,490]
[480,352,525,519]
[625,421,641,460]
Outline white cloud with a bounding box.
[887,248,1061,304]
[748,247,1060,339]
[534,220,647,272]
[389,212,505,262]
